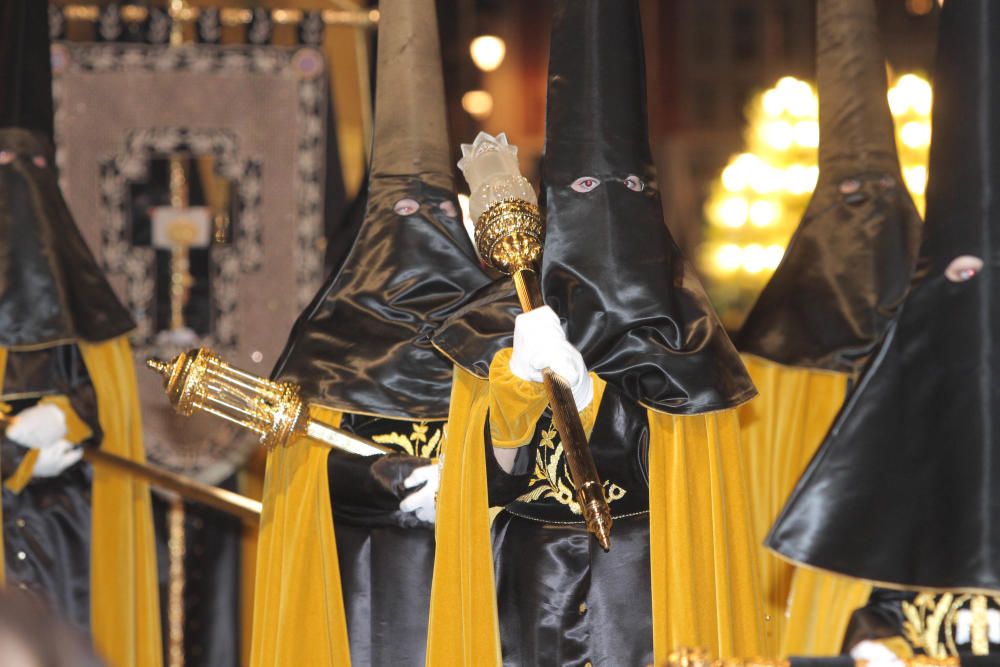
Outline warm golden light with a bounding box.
[702,73,932,325]
[749,200,779,228]
[461,90,494,119]
[903,165,928,196]
[470,35,506,72]
[900,121,931,148]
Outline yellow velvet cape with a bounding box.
[426,349,765,665]
[249,406,352,667]
[0,337,163,667]
[737,354,871,656]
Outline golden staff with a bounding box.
[0,414,261,522]
[147,347,391,456]
[459,134,612,550]
[80,447,260,523]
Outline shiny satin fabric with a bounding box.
[737,0,921,373]
[485,353,765,661]
[335,524,434,666]
[273,178,493,420]
[0,128,135,349]
[0,2,53,139]
[432,0,755,414]
[273,0,493,421]
[768,0,1000,592]
[2,462,93,634]
[326,416,437,665]
[492,513,653,666]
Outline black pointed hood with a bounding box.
[0,1,53,140]
[0,0,134,353]
[271,0,492,420]
[737,0,922,373]
[767,0,1000,592]
[433,0,754,414]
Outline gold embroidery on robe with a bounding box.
[902,593,1000,657]
[371,421,443,459]
[515,421,626,515]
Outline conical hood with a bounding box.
[768,0,1000,591]
[434,0,755,414]
[0,0,134,351]
[0,1,53,139]
[367,0,452,191]
[737,0,922,373]
[272,0,492,420]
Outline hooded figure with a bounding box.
[0,2,162,665]
[249,1,495,665]
[427,1,764,664]
[734,0,922,655]
[768,0,1000,655]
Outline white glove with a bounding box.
[509,306,594,411]
[6,403,68,449]
[850,641,906,667]
[31,439,84,478]
[399,463,440,524]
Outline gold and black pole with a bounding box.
[459,133,612,550]
[147,347,391,457]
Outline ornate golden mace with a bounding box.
[459,133,612,550]
[147,347,391,456]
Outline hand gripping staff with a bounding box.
[458,132,613,550]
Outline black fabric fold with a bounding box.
[767,0,1000,593]
[737,0,921,372]
[433,0,754,415]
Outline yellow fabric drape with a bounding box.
[487,348,605,447]
[3,449,39,494]
[782,569,871,655]
[240,448,267,667]
[737,354,869,656]
[79,336,163,667]
[648,408,765,660]
[250,406,352,667]
[426,366,500,665]
[430,350,765,664]
[0,346,6,586]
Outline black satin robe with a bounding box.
[328,414,440,667]
[487,383,653,667]
[1,385,96,638]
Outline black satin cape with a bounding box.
[736,0,922,373]
[433,0,754,415]
[272,178,493,420]
[0,128,134,355]
[768,0,1000,592]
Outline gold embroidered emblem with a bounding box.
[516,422,626,515]
[902,593,999,657]
[371,421,442,459]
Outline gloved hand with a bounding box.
[6,403,68,449]
[850,641,905,667]
[509,306,594,411]
[31,439,84,478]
[399,463,440,524]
